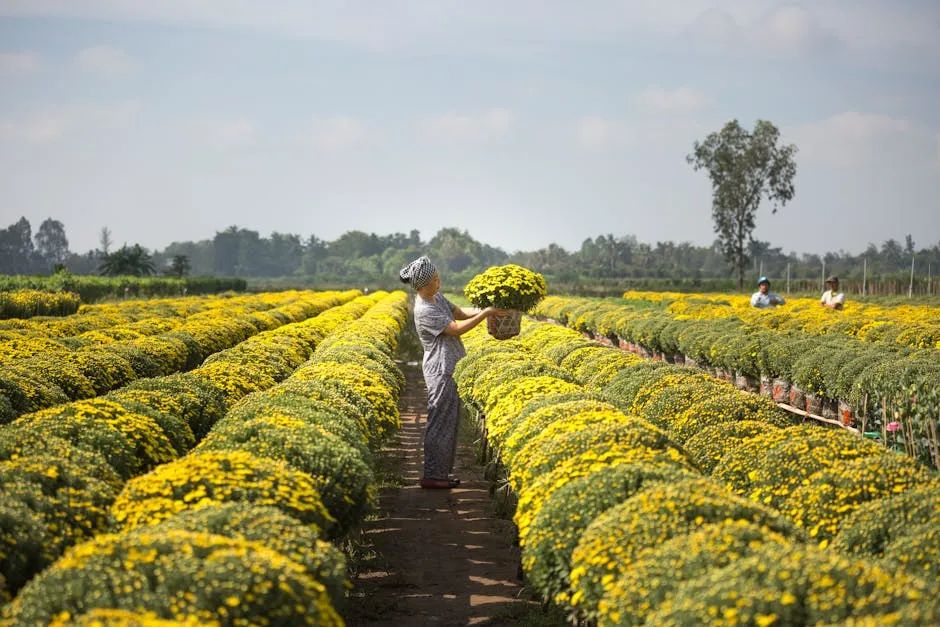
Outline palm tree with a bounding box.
[168,254,191,278]
[98,244,156,276]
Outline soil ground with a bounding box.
[345,363,565,627]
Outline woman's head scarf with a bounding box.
[399,256,437,289]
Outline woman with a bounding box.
[399,256,499,489]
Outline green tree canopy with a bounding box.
[688,119,797,289]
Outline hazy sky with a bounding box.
[1,1,938,255]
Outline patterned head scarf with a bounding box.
[399,256,438,289]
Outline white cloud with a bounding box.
[685,8,740,51]
[309,116,367,150]
[0,100,141,143]
[791,111,913,168]
[686,4,838,58]
[75,45,136,76]
[635,86,710,113]
[196,117,255,146]
[423,108,513,143]
[574,116,630,150]
[0,51,41,76]
[756,4,837,57]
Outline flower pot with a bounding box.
[673,354,686,366]
[618,338,630,351]
[652,351,665,362]
[821,398,838,421]
[717,368,734,382]
[759,375,773,397]
[772,378,790,403]
[838,400,855,427]
[487,310,523,340]
[684,357,699,370]
[805,393,824,416]
[788,384,806,409]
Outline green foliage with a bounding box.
[523,462,695,603]
[146,503,347,606]
[645,544,933,626]
[196,415,374,538]
[598,521,793,626]
[3,529,341,626]
[0,274,246,301]
[687,119,798,289]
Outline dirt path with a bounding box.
[346,364,547,626]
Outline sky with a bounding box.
[0,1,938,256]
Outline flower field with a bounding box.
[0,290,81,320]
[2,282,937,625]
[0,290,365,422]
[0,289,408,624]
[0,275,246,303]
[536,294,940,469]
[457,317,940,624]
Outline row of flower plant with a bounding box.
[0,274,247,303]
[2,290,408,625]
[536,295,940,469]
[0,290,359,422]
[0,291,396,611]
[0,289,82,320]
[455,318,939,625]
[0,290,287,345]
[622,290,940,348]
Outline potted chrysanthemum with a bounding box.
[464,264,547,339]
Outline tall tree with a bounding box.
[168,254,191,278]
[99,244,156,276]
[99,226,113,255]
[34,218,70,269]
[687,119,797,290]
[0,217,36,274]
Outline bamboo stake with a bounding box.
[882,398,888,448]
[786,262,790,294]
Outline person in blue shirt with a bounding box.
[750,276,785,308]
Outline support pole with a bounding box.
[862,258,867,296]
[786,262,791,294]
[821,259,826,292]
[909,254,915,298]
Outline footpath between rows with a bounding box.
[347,363,560,626]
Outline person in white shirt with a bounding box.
[750,276,785,308]
[820,276,845,310]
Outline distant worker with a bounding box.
[750,276,785,308]
[820,276,845,310]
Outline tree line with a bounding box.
[1,216,937,292]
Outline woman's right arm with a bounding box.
[442,307,496,337]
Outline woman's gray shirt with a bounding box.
[414,293,466,376]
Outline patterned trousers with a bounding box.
[423,371,461,480]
